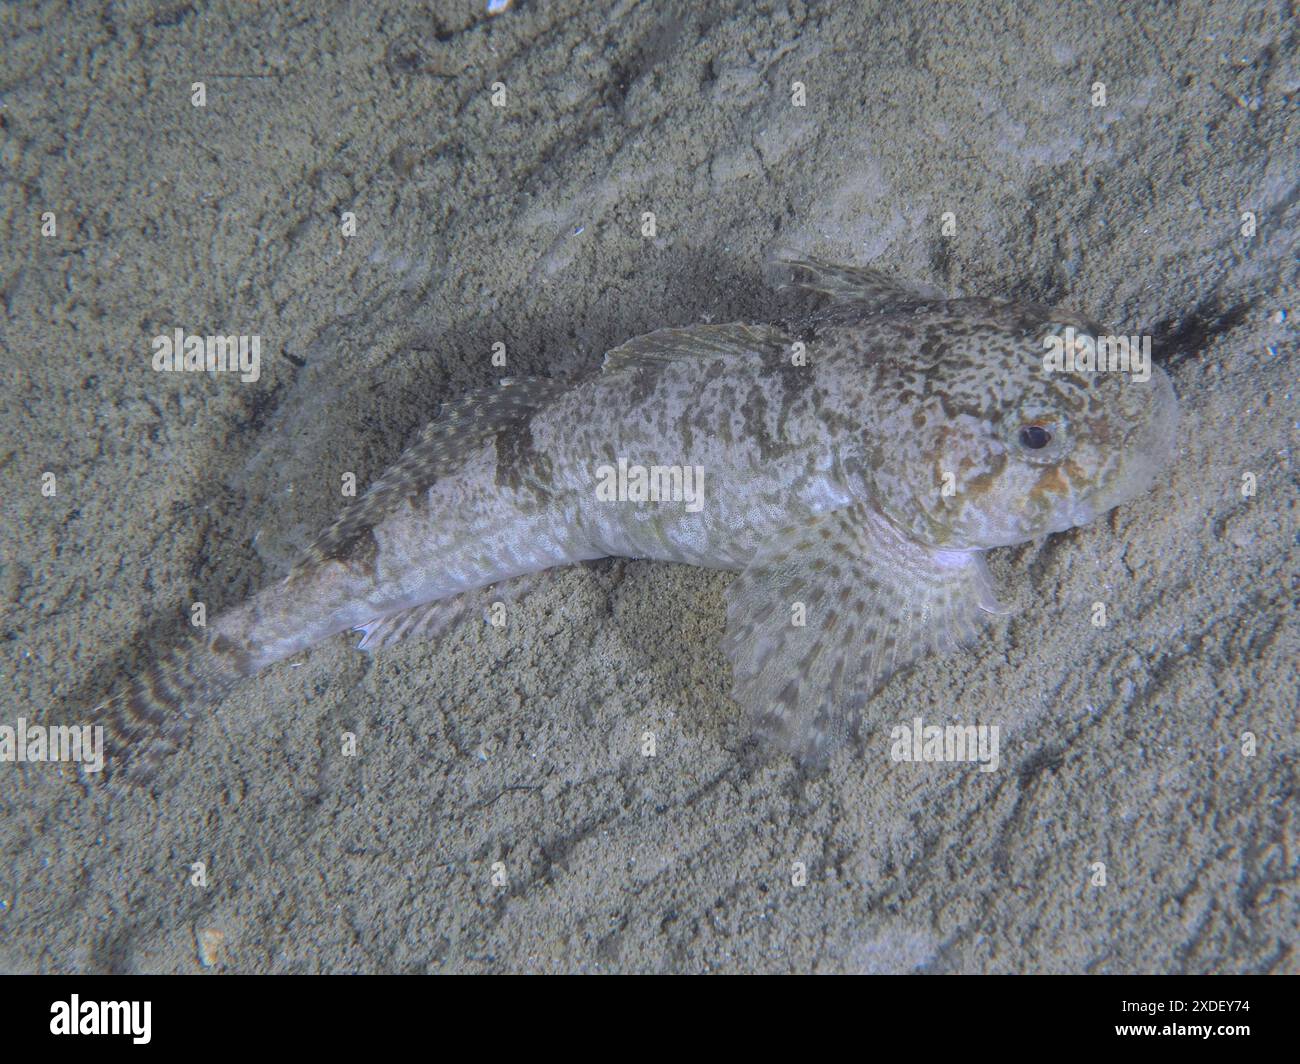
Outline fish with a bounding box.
[92,256,1178,782]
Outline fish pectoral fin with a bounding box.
[774,255,946,320]
[601,323,790,374]
[355,572,547,652]
[721,503,1003,767]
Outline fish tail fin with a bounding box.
[92,631,254,784]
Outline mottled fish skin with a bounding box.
[94,257,1178,781]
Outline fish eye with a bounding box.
[1009,413,1070,465]
[1019,424,1053,449]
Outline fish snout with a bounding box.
[1091,363,1179,516]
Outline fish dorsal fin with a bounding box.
[291,376,567,576]
[722,502,1005,766]
[601,323,790,374]
[775,255,946,323]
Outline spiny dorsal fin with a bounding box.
[775,255,946,322]
[292,376,568,577]
[601,323,790,374]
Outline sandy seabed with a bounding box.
[0,0,1295,973]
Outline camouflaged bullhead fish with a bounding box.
[95,257,1178,781]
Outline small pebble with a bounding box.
[196,927,226,967]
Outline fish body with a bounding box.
[97,259,1177,780]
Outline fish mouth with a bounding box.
[1089,364,1179,516]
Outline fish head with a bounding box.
[863,300,1179,550]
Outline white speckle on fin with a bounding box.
[722,502,1004,766]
